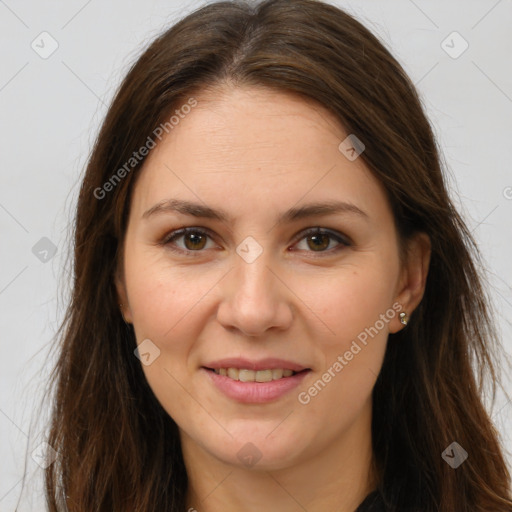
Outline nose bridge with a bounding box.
[216,235,292,336]
[232,235,279,306]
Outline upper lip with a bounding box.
[203,358,310,372]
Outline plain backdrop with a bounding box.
[0,0,511,509]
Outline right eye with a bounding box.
[161,227,218,254]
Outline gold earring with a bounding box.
[399,312,408,326]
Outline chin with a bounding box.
[208,426,306,471]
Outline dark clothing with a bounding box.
[355,490,386,511]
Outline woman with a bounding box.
[44,0,512,510]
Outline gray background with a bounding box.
[1,0,511,509]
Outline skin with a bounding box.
[116,85,431,512]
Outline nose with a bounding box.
[216,248,293,337]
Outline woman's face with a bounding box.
[117,85,427,471]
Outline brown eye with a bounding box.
[182,232,207,250]
[162,228,215,253]
[294,228,350,254]
[306,232,330,251]
[161,226,350,257]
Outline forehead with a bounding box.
[129,85,390,226]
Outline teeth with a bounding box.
[255,369,273,382]
[272,369,283,379]
[212,367,298,382]
[239,369,255,382]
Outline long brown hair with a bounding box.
[44,0,512,510]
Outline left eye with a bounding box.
[293,228,350,253]
[161,227,350,255]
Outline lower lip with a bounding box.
[202,368,310,404]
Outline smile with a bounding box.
[210,368,298,382]
[203,367,311,403]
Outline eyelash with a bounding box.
[159,226,351,257]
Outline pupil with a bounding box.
[186,233,205,250]
[309,234,329,251]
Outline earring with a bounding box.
[399,312,408,326]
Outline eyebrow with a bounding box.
[142,198,368,224]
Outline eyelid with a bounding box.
[159,226,351,255]
[291,227,351,252]
[159,226,219,252]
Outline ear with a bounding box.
[389,232,431,333]
[114,266,133,324]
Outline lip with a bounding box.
[201,366,311,404]
[203,357,309,372]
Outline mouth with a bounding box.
[201,361,312,403]
[204,367,309,382]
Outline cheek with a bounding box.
[125,250,217,340]
[306,263,397,348]
[295,262,395,413]
[296,270,391,433]
[123,256,212,422]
